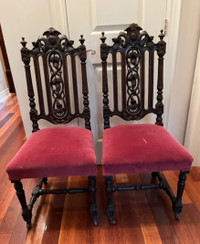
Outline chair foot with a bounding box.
[27,221,32,230]
[107,204,116,225]
[105,176,116,224]
[92,215,98,226]
[90,203,98,226]
[89,176,98,226]
[175,213,181,221]
[173,199,183,220]
[12,180,32,229]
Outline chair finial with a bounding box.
[159,30,165,41]
[79,34,85,45]
[100,32,106,44]
[21,37,27,48]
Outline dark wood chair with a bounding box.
[6,28,98,229]
[100,23,193,224]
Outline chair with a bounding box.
[6,28,98,229]
[100,23,193,224]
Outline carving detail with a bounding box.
[48,51,66,118]
[32,27,74,54]
[20,27,92,127]
[126,46,141,115]
[100,23,166,122]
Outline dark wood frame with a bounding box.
[100,23,189,224]
[0,24,15,93]
[10,28,98,229]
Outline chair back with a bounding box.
[100,23,166,129]
[21,28,91,132]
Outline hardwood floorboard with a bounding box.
[0,113,14,129]
[0,233,11,244]
[129,174,163,244]
[0,117,23,148]
[40,178,68,244]
[140,174,180,244]
[0,94,200,244]
[113,177,145,244]
[184,168,200,213]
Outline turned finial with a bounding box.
[21,37,27,47]
[79,34,85,45]
[100,32,106,43]
[159,30,165,41]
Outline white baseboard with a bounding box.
[0,88,10,103]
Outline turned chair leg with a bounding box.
[11,180,32,229]
[88,176,98,226]
[105,176,116,224]
[173,171,189,220]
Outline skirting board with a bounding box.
[0,88,10,103]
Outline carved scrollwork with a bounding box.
[126,47,141,114]
[48,51,66,118]
[21,27,92,130]
[100,23,166,123]
[111,23,155,51]
[32,27,75,55]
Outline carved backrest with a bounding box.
[21,28,90,132]
[100,23,166,129]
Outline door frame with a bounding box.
[0,24,15,93]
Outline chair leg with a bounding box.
[173,171,189,220]
[105,176,116,224]
[11,180,32,229]
[88,176,98,226]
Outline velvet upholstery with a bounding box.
[102,124,193,175]
[6,127,97,180]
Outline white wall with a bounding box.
[0,0,52,136]
[184,38,200,166]
[166,0,200,143]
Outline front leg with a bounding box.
[12,180,32,229]
[88,176,98,226]
[173,171,189,220]
[105,176,116,224]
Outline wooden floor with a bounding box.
[1,94,200,244]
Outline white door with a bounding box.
[65,0,168,163]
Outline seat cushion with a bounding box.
[6,127,97,180]
[102,124,193,175]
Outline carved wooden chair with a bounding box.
[6,28,98,229]
[100,23,193,224]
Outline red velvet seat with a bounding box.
[100,23,193,224]
[6,28,98,229]
[102,124,193,175]
[6,127,97,180]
